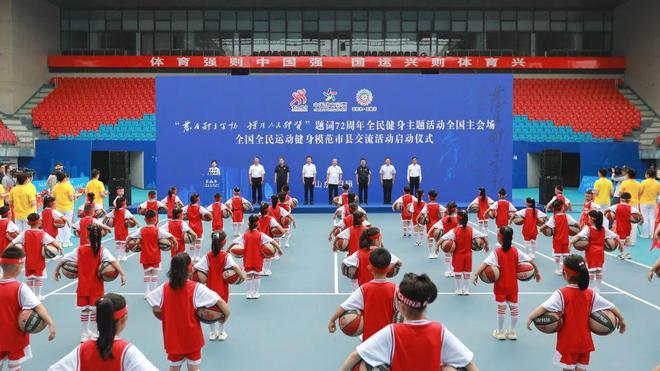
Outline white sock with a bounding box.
[254,277,261,294]
[209,322,218,333]
[219,322,225,334]
[80,311,89,335]
[264,259,272,273]
[509,303,519,330]
[428,239,435,254]
[246,277,254,295]
[594,272,603,292]
[497,303,506,331]
[454,274,462,291]
[530,240,536,257]
[151,273,159,292]
[445,254,453,273]
[462,274,470,292]
[144,273,151,295]
[555,256,562,270]
[34,279,43,297]
[88,310,97,336]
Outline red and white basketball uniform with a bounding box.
[105,208,136,260]
[181,204,210,241]
[336,205,366,221]
[340,279,398,341]
[0,217,19,256]
[393,194,416,236]
[408,201,427,246]
[257,214,283,274]
[541,285,614,370]
[160,219,192,257]
[483,246,532,304]
[343,250,400,288]
[513,207,547,258]
[41,207,64,241]
[576,226,617,271]
[469,196,494,235]
[336,224,368,256]
[206,201,229,232]
[356,320,474,371]
[146,280,220,367]
[226,196,250,223]
[128,225,173,272]
[428,215,459,276]
[440,226,487,294]
[547,194,572,212]
[194,251,238,304]
[606,203,639,243]
[72,217,105,246]
[420,203,446,234]
[334,216,371,231]
[139,199,165,222]
[48,338,157,371]
[11,230,56,279]
[231,230,275,274]
[161,195,183,219]
[0,279,41,367]
[61,245,116,308]
[543,213,577,256]
[488,199,517,229]
[578,201,600,228]
[77,202,105,218]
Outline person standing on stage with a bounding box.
[327,159,343,205]
[380,157,396,204]
[407,156,422,195]
[355,158,371,205]
[274,157,290,194]
[248,157,266,205]
[302,156,317,205]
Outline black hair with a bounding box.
[478,187,486,202]
[116,197,126,208]
[116,186,124,191]
[384,157,391,161]
[43,196,55,207]
[190,193,200,204]
[555,185,563,192]
[172,208,183,220]
[342,183,350,190]
[370,248,391,270]
[281,185,289,193]
[563,254,590,290]
[359,227,380,249]
[148,190,156,197]
[526,197,537,218]
[260,202,270,216]
[211,231,227,257]
[271,195,279,207]
[398,273,437,312]
[87,192,95,204]
[144,209,157,220]
[598,168,608,177]
[56,172,67,182]
[348,202,358,212]
[360,158,366,162]
[84,204,95,215]
[277,192,286,202]
[428,189,437,199]
[589,210,604,231]
[0,205,9,216]
[27,213,40,223]
[552,199,564,211]
[446,201,458,215]
[167,187,177,201]
[16,173,28,185]
[411,156,417,160]
[626,168,636,178]
[499,226,513,252]
[168,253,191,289]
[620,192,631,201]
[233,187,240,193]
[457,209,468,229]
[1,246,25,260]
[91,169,100,178]
[352,210,365,227]
[87,224,103,255]
[210,160,217,164]
[347,193,356,203]
[403,185,411,194]
[415,189,424,206]
[305,155,312,160]
[248,214,260,230]
[95,293,127,360]
[647,169,656,178]
[498,188,507,196]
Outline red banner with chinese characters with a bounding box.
[48,55,625,70]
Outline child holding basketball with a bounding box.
[162,187,183,220]
[111,186,124,209]
[419,189,445,259]
[48,293,158,370]
[489,188,517,233]
[512,197,547,259]
[206,193,229,234]
[334,211,369,256]
[546,185,572,212]
[137,191,166,222]
[606,192,641,260]
[439,210,487,295]
[162,208,195,258]
[329,203,371,240]
[41,196,67,250]
[571,210,618,292]
[474,226,541,340]
[0,247,56,371]
[329,247,399,341]
[526,254,626,371]
[339,273,478,371]
[230,215,279,299]
[258,203,285,275]
[226,187,251,237]
[541,199,578,275]
[468,187,494,235]
[194,232,245,341]
[72,204,111,246]
[342,228,400,289]
[428,201,459,277]
[276,192,296,247]
[393,186,416,237]
[104,197,137,261]
[147,253,230,371]
[0,206,19,256]
[54,224,126,342]
[578,190,600,228]
[78,193,106,219]
[182,194,211,262]
[408,189,426,246]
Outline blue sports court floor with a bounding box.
[24,189,660,370]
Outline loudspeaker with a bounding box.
[539,176,563,206]
[109,178,131,207]
[541,149,562,178]
[109,152,129,179]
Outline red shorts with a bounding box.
[553,242,569,254]
[244,265,262,274]
[142,263,160,270]
[25,269,44,278]
[232,213,244,223]
[452,253,472,273]
[555,351,590,368]
[494,292,518,303]
[77,295,102,308]
[167,350,201,365]
[586,253,604,270]
[0,348,26,362]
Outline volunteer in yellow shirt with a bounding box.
[639,169,660,238]
[52,172,77,247]
[8,172,37,232]
[84,169,106,207]
[593,168,614,229]
[619,168,642,245]
[0,183,6,207]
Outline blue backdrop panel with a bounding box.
[156,74,513,204]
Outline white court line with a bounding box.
[46,291,623,297]
[470,221,660,311]
[604,251,652,269]
[333,252,339,294]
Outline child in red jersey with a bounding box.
[408,189,426,246]
[0,247,56,371]
[578,190,600,228]
[105,197,137,261]
[527,254,626,371]
[488,188,516,233]
[469,187,494,235]
[54,224,126,342]
[329,203,371,240]
[393,186,416,237]
[182,193,211,262]
[194,232,245,341]
[334,210,369,257]
[653,205,660,251]
[161,208,195,258]
[225,187,252,237]
[474,226,541,340]
[332,193,361,222]
[229,215,278,299]
[128,210,176,297]
[571,210,618,292]
[49,293,157,371]
[419,189,446,259]
[258,203,285,276]
[0,206,19,257]
[137,191,166,223]
[512,197,547,259]
[439,210,487,295]
[334,183,354,206]
[41,196,66,254]
[428,201,458,277]
[606,192,641,260]
[276,192,297,248]
[72,204,111,246]
[342,228,400,289]
[7,213,61,299]
[77,193,106,219]
[546,185,572,212]
[147,253,230,371]
[541,199,578,275]
[340,273,477,371]
[162,187,184,220]
[206,193,229,234]
[329,247,399,341]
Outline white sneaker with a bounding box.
[285,243,290,248]
[455,289,462,295]
[623,252,632,259]
[554,269,562,275]
[492,329,506,340]
[462,289,470,296]
[427,253,435,259]
[253,292,261,299]
[80,333,89,343]
[217,331,228,341]
[444,271,454,277]
[246,293,254,299]
[506,330,518,340]
[263,270,272,276]
[209,331,218,341]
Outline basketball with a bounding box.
[486,209,497,219]
[332,196,341,206]
[196,304,225,324]
[126,237,141,252]
[416,214,428,225]
[41,243,58,259]
[573,237,589,251]
[604,238,620,252]
[157,238,172,251]
[6,230,19,241]
[53,216,67,228]
[393,201,402,211]
[536,215,549,226]
[604,210,615,221]
[568,223,580,236]
[540,225,554,237]
[192,269,207,283]
[511,214,524,225]
[516,262,536,281]
[95,209,107,219]
[223,268,244,284]
[152,307,162,321]
[222,208,231,218]
[630,212,642,224]
[201,213,212,222]
[357,362,390,371]
[439,239,456,254]
[158,206,168,214]
[260,242,277,258]
[61,261,78,279]
[429,226,443,240]
[125,218,138,228]
[341,263,358,279]
[137,207,147,216]
[386,262,400,278]
[268,226,283,237]
[242,200,252,210]
[333,238,349,252]
[589,309,619,335]
[18,309,47,334]
[479,265,500,283]
[183,230,197,244]
[102,215,114,227]
[533,311,562,334]
[280,215,291,228]
[290,198,299,209]
[338,310,363,336]
[467,204,478,212]
[97,261,119,282]
[471,237,488,251]
[229,244,245,258]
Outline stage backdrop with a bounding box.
[156,74,512,205]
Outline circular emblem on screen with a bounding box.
[355,89,373,106]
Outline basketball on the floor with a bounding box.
[479,265,500,283]
[338,310,363,337]
[604,238,620,252]
[439,239,456,253]
[61,261,78,279]
[471,237,488,251]
[223,268,244,284]
[53,216,67,228]
[41,243,58,259]
[183,230,197,244]
[192,269,207,283]
[533,311,562,333]
[589,309,619,335]
[516,262,536,281]
[98,261,119,282]
[573,237,589,251]
[18,309,47,334]
[357,361,390,371]
[540,225,554,237]
[229,244,244,258]
[341,263,358,279]
[333,238,349,252]
[196,305,225,324]
[158,238,173,251]
[126,237,141,252]
[630,212,642,224]
[271,226,284,238]
[511,214,524,225]
[260,243,277,258]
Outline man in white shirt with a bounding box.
[327,159,343,205]
[302,155,317,205]
[407,156,422,195]
[248,157,266,204]
[379,157,396,204]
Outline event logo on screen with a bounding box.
[290,89,308,112]
[352,89,377,112]
[313,88,348,112]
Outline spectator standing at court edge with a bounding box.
[8,172,37,232]
[593,168,614,228]
[407,156,422,195]
[355,158,371,205]
[52,172,76,247]
[380,157,396,204]
[302,156,317,205]
[85,169,107,207]
[2,164,16,190]
[619,168,641,245]
[611,167,626,204]
[274,157,290,194]
[248,156,266,204]
[46,162,64,191]
[639,169,660,238]
[327,159,343,205]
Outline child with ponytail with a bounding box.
[276,192,296,248]
[408,189,426,246]
[161,186,183,220]
[258,203,285,276]
[194,232,245,341]
[206,193,229,234]
[55,224,126,342]
[334,210,369,256]
[512,197,547,259]
[392,186,416,237]
[469,187,494,235]
[41,196,67,254]
[49,293,157,370]
[340,273,478,371]
[527,254,626,371]
[105,196,137,261]
[161,208,194,258]
[474,226,541,340]
[570,210,618,292]
[78,192,105,219]
[341,228,400,290]
[226,187,251,237]
[419,189,445,259]
[182,194,211,262]
[541,199,578,275]
[427,201,459,277]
